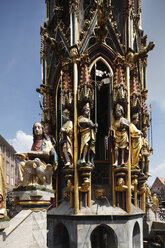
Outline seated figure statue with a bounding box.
[111,104,129,167]
[59,109,73,168]
[0,150,7,218]
[16,122,58,187]
[78,103,98,167]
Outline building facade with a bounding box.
[0,135,16,191]
[151,177,165,206]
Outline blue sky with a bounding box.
[0,0,164,186]
[141,0,165,185]
[0,0,45,138]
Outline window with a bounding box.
[6,150,10,158]
[11,165,14,176]
[6,175,10,184]
[11,177,14,186]
[11,154,15,161]
[6,161,9,172]
[0,145,4,152]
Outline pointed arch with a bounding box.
[88,43,116,69]
[89,56,113,76]
[91,224,118,248]
[53,223,70,248]
[88,54,113,161]
[132,221,141,248]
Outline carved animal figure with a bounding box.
[22,158,52,186]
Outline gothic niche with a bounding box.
[90,60,112,161]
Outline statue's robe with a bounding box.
[78,115,96,160]
[113,117,129,150]
[130,123,142,167]
[59,120,73,165]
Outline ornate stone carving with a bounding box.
[63,190,70,201]
[130,65,141,111]
[22,158,53,187]
[67,179,74,192]
[62,61,73,109]
[70,45,79,63]
[79,6,96,44]
[95,188,106,200]
[79,178,90,192]
[94,0,111,42]
[40,26,48,60]
[141,99,150,130]
[69,0,79,16]
[133,42,155,64]
[117,177,125,186]
[113,55,127,105]
[78,54,94,108]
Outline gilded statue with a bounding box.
[0,150,7,218]
[16,122,58,187]
[130,113,142,168]
[59,109,73,168]
[117,177,125,186]
[111,104,129,167]
[140,127,152,176]
[78,103,98,167]
[152,193,159,209]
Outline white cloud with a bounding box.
[8,130,33,153]
[148,161,165,187]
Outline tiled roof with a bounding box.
[151,177,165,191]
[158,177,165,185]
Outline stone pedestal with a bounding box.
[47,201,144,248]
[0,219,10,230]
[13,186,55,211]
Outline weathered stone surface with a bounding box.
[13,188,54,201]
[47,202,144,248]
[0,220,10,230]
[1,210,47,248]
[48,200,143,216]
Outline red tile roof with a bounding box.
[157,177,165,185]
